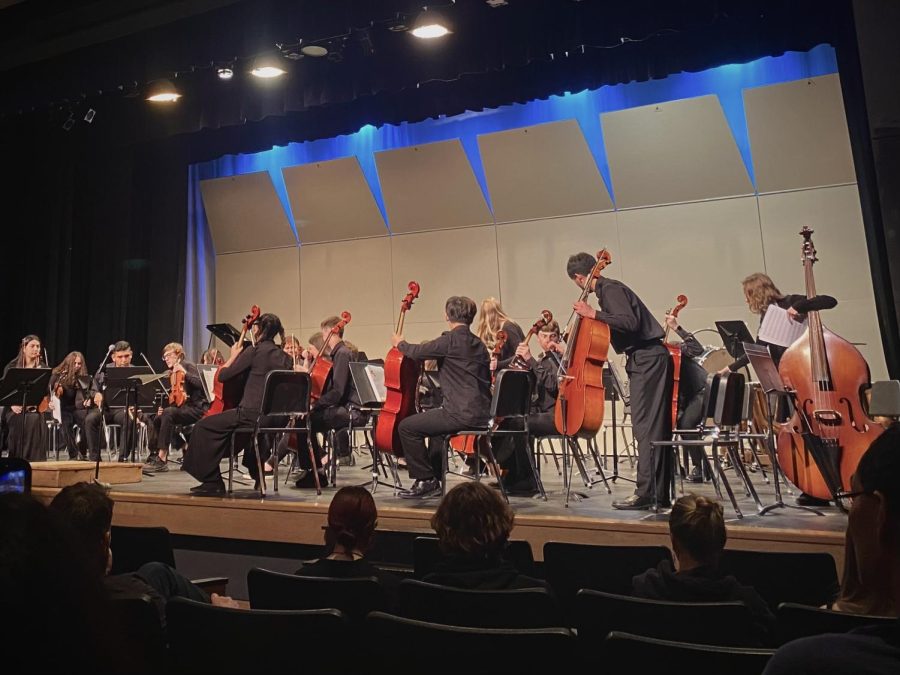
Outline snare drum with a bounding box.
[697,346,731,374]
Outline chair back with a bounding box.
[109,525,175,574]
[110,597,165,673]
[491,369,534,419]
[776,602,896,645]
[576,589,762,647]
[413,536,535,578]
[260,370,310,418]
[603,631,775,675]
[714,371,745,427]
[719,549,839,611]
[247,567,387,623]
[166,598,346,674]
[543,541,673,606]
[366,611,574,673]
[397,579,562,628]
[869,379,900,417]
[702,373,721,423]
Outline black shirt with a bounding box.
[495,321,525,370]
[592,277,665,354]
[315,342,360,410]
[219,340,292,412]
[674,326,709,403]
[398,325,492,426]
[424,555,551,592]
[49,373,95,411]
[530,350,561,414]
[728,294,807,372]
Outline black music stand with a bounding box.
[103,368,165,470]
[716,320,754,364]
[604,361,635,485]
[0,368,52,463]
[743,343,823,517]
[206,323,242,349]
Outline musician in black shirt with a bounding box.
[183,313,292,496]
[143,343,209,473]
[49,351,102,460]
[568,252,672,510]
[391,296,492,499]
[476,297,526,371]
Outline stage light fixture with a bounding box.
[62,116,75,131]
[145,79,181,102]
[411,8,452,39]
[217,67,234,80]
[301,45,328,57]
[84,108,96,123]
[250,53,287,78]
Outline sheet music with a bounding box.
[757,304,806,348]
[364,364,387,403]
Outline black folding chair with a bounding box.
[110,596,165,674]
[603,631,775,674]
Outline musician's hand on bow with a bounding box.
[573,301,594,319]
[717,366,731,376]
[10,405,22,414]
[93,393,103,408]
[515,344,533,363]
[664,313,679,331]
[391,333,404,348]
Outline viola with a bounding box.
[309,311,352,403]
[205,304,260,417]
[555,249,612,437]
[450,330,508,456]
[663,294,689,428]
[374,282,421,456]
[776,227,882,501]
[510,310,553,370]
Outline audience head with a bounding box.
[255,313,285,343]
[668,494,727,570]
[324,487,378,555]
[741,272,784,314]
[444,296,477,326]
[112,340,133,366]
[49,482,114,578]
[431,482,515,559]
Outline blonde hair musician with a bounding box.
[475,297,525,375]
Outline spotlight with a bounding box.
[411,8,452,39]
[145,79,181,102]
[84,108,96,123]
[300,45,328,57]
[250,53,287,78]
[217,67,234,80]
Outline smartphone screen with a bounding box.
[0,459,32,494]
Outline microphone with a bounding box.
[793,295,838,314]
[107,344,116,353]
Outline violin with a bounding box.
[663,295,688,428]
[449,330,508,456]
[510,310,553,370]
[776,227,883,502]
[169,368,186,407]
[205,304,261,418]
[555,249,612,437]
[310,311,352,403]
[374,282,421,456]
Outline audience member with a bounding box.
[763,425,900,674]
[424,481,548,590]
[632,493,774,644]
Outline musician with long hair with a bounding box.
[3,335,49,461]
[183,313,292,495]
[475,297,525,371]
[50,351,102,460]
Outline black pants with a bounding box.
[153,404,205,453]
[182,408,278,485]
[626,344,673,501]
[6,411,46,461]
[496,412,556,488]
[309,405,357,460]
[678,387,707,468]
[60,407,96,459]
[398,408,471,480]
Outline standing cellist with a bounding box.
[567,252,672,510]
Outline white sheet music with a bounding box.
[365,364,387,403]
[757,304,806,348]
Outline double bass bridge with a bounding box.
[812,408,843,427]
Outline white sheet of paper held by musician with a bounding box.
[757,304,807,347]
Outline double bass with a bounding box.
[449,330,508,455]
[776,227,883,501]
[663,295,689,428]
[510,310,554,370]
[555,249,612,437]
[205,305,260,418]
[374,282,421,456]
[309,311,352,403]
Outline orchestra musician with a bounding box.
[391,296,491,500]
[200,348,225,366]
[568,252,672,510]
[49,351,103,461]
[3,335,49,461]
[476,297,525,372]
[182,313,292,496]
[143,343,209,473]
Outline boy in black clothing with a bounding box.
[391,296,491,499]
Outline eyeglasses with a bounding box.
[162,352,176,360]
[835,489,870,507]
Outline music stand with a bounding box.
[0,368,52,464]
[103,368,165,469]
[197,364,218,404]
[743,343,823,516]
[715,321,754,363]
[604,361,635,485]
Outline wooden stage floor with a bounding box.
[32,449,848,572]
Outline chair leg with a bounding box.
[308,430,322,496]
[441,436,449,496]
[228,434,235,494]
[587,437,611,493]
[253,434,266,497]
[526,436,547,501]
[482,433,508,504]
[712,441,742,518]
[729,439,763,511]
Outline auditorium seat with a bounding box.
[719,549,839,610]
[776,602,896,645]
[603,631,775,674]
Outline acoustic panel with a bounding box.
[478,119,613,223]
[215,247,301,333]
[300,237,394,329]
[744,74,856,193]
[616,197,765,313]
[200,172,297,254]
[758,185,876,303]
[496,212,620,321]
[390,226,500,324]
[601,95,754,208]
[375,139,493,233]
[817,300,888,382]
[282,156,387,243]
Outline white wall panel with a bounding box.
[215,248,301,334]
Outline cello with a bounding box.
[449,330,508,456]
[555,249,612,437]
[510,310,554,370]
[309,311,352,403]
[374,282,421,456]
[205,305,260,418]
[776,227,883,501]
[663,295,689,428]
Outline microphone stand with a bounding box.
[93,346,115,482]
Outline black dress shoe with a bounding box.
[796,492,830,507]
[687,466,704,483]
[612,494,655,510]
[399,478,441,499]
[190,482,225,496]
